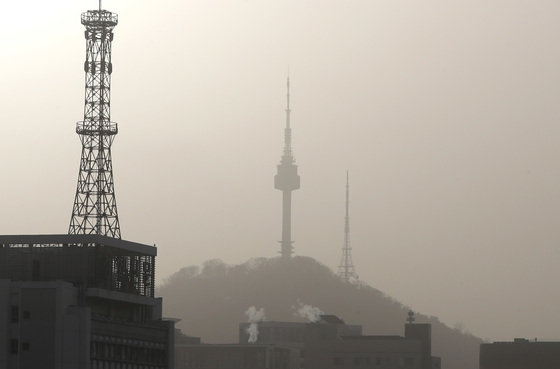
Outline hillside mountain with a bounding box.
[157,256,482,369]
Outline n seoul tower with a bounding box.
[69,0,121,238]
[274,78,300,258]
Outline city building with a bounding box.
[0,234,174,369]
[175,344,294,369]
[176,314,439,369]
[238,316,362,345]
[302,318,439,369]
[480,338,560,369]
[1,2,175,368]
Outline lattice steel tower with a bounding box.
[274,78,300,258]
[338,171,358,282]
[69,3,121,238]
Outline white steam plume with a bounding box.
[292,300,324,323]
[245,306,266,343]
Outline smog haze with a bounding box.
[1,0,559,342]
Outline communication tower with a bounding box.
[274,78,300,258]
[338,171,358,282]
[69,3,121,238]
[0,4,175,368]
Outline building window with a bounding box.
[354,357,371,366]
[376,357,390,366]
[10,306,19,323]
[333,357,345,366]
[10,339,18,354]
[32,260,40,280]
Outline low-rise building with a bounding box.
[480,338,560,369]
[303,320,439,369]
[175,344,293,369]
[177,314,440,369]
[0,234,175,369]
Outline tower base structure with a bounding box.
[0,234,174,369]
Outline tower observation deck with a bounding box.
[69,6,121,238]
[274,78,300,258]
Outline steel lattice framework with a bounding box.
[69,9,121,238]
[338,171,358,282]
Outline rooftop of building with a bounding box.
[484,338,560,345]
[342,335,407,341]
[0,234,156,256]
[0,234,157,297]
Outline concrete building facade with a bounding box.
[238,317,362,345]
[176,315,440,369]
[175,344,293,369]
[480,338,560,369]
[302,321,439,369]
[0,234,174,369]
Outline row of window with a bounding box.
[91,341,167,365]
[333,356,415,367]
[10,305,31,323]
[182,349,266,367]
[10,339,30,354]
[9,338,166,362]
[91,360,166,369]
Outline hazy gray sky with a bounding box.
[1,0,559,342]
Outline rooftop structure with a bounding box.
[0,234,155,297]
[69,4,122,238]
[238,316,362,345]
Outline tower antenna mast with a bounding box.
[338,171,358,282]
[69,4,121,238]
[274,77,300,258]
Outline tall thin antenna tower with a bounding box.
[338,171,358,282]
[274,77,300,258]
[69,3,121,238]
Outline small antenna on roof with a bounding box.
[99,0,102,12]
[406,310,415,324]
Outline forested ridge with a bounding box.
[158,256,482,369]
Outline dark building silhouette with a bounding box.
[274,78,300,258]
[175,344,293,369]
[176,314,440,369]
[238,316,362,345]
[302,318,439,369]
[0,4,174,369]
[480,338,560,369]
[0,235,174,369]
